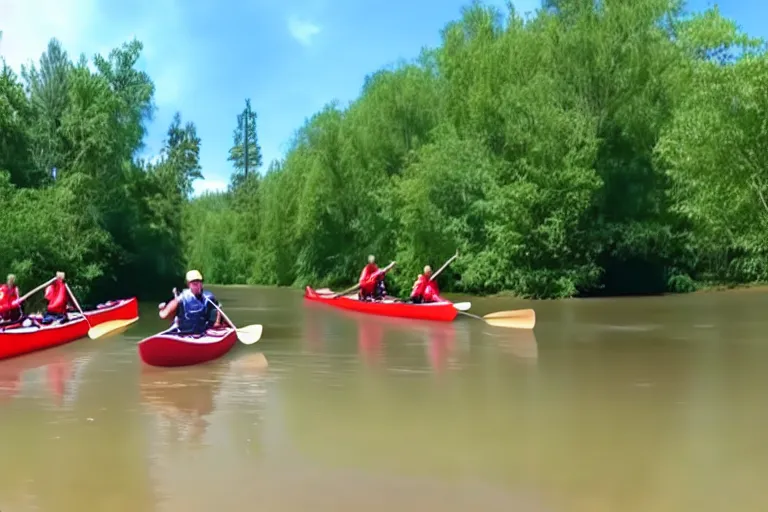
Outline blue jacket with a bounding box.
[176,288,217,334]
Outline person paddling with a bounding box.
[409,251,459,304]
[42,272,70,325]
[158,270,223,334]
[0,274,22,322]
[410,265,442,304]
[358,255,394,301]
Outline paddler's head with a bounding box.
[367,255,375,265]
[186,270,204,295]
[6,274,15,286]
[424,265,432,277]
[55,271,65,282]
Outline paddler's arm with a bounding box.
[159,298,179,319]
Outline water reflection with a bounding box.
[0,344,91,407]
[140,352,269,448]
[7,286,768,512]
[303,299,537,373]
[0,342,156,512]
[303,302,476,372]
[140,363,225,446]
[485,328,538,360]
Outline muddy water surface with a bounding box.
[0,286,765,511]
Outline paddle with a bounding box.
[458,308,536,329]
[63,282,92,330]
[61,283,138,339]
[331,261,397,299]
[329,283,361,299]
[453,302,472,312]
[87,317,139,338]
[205,297,263,345]
[430,249,459,282]
[15,277,56,304]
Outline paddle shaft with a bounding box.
[205,297,235,329]
[430,251,458,282]
[458,311,484,322]
[16,277,56,304]
[65,283,93,329]
[332,282,362,299]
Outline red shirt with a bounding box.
[45,281,68,314]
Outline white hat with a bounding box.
[186,270,203,283]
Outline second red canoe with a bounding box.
[304,286,458,322]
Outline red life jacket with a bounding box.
[410,274,429,299]
[411,274,440,302]
[359,263,380,294]
[45,281,68,314]
[0,284,19,316]
[423,280,440,302]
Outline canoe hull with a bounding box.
[137,327,238,367]
[303,287,457,322]
[0,298,139,362]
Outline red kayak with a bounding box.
[304,286,458,322]
[137,327,238,367]
[0,298,139,361]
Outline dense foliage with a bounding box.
[4,0,768,301]
[184,0,768,298]
[0,38,200,301]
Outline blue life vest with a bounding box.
[176,289,216,334]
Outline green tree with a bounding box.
[228,98,262,189]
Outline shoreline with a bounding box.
[205,281,768,300]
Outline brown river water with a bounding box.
[0,286,766,511]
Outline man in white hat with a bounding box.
[159,270,222,334]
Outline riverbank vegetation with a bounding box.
[186,0,768,298]
[0,38,199,300]
[2,0,767,300]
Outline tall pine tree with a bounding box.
[228,98,262,189]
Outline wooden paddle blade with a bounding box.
[237,324,263,345]
[482,309,536,329]
[452,302,472,312]
[88,317,139,339]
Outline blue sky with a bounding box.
[0,0,765,195]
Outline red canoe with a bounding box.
[303,286,458,322]
[137,327,238,367]
[0,298,139,362]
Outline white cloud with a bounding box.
[193,178,228,197]
[0,0,99,73]
[0,0,188,107]
[287,16,321,47]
